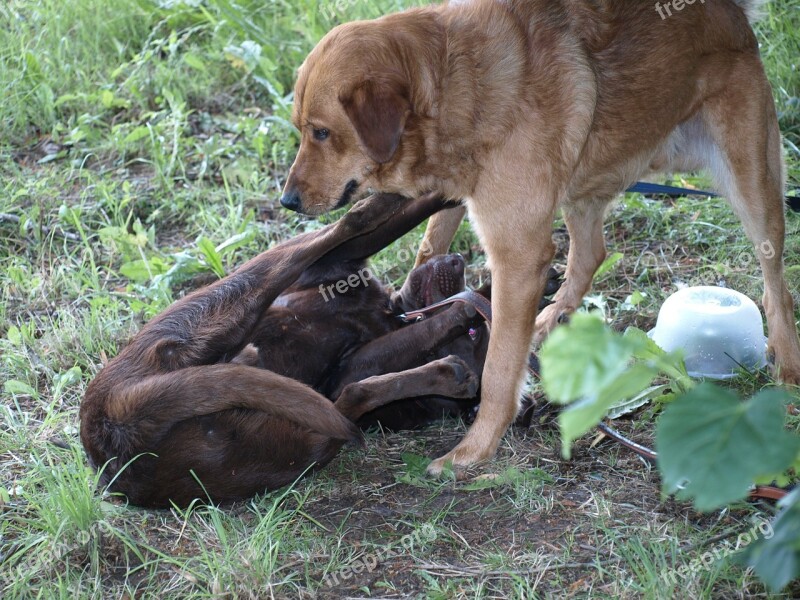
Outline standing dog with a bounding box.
[280,0,800,474]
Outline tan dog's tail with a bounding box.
[83,364,361,467]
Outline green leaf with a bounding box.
[120,256,170,283]
[594,252,624,279]
[401,452,430,476]
[541,313,638,404]
[183,53,207,72]
[100,89,115,108]
[53,366,82,400]
[558,362,658,457]
[215,229,256,256]
[541,317,677,457]
[607,384,670,419]
[738,489,800,591]
[396,453,441,488]
[197,237,225,278]
[6,325,22,346]
[460,467,523,490]
[123,126,150,145]
[4,380,38,398]
[625,327,693,392]
[460,467,553,491]
[656,384,800,511]
[622,290,646,309]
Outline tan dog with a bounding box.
[281,0,800,474]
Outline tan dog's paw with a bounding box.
[775,361,800,387]
[767,340,800,386]
[426,438,498,477]
[533,303,570,345]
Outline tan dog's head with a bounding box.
[281,11,443,215]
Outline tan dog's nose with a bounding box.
[280,188,302,212]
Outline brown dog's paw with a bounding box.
[543,267,563,298]
[342,193,410,233]
[436,355,480,398]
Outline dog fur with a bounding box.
[281,0,800,474]
[80,194,492,507]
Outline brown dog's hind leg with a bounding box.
[700,60,800,385]
[331,303,482,397]
[533,198,609,344]
[315,192,451,268]
[334,356,479,421]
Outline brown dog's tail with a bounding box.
[83,363,361,468]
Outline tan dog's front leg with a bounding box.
[414,204,467,267]
[428,204,556,474]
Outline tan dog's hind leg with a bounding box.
[702,60,800,385]
[428,186,557,474]
[533,199,609,344]
[415,205,467,267]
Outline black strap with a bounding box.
[627,181,800,212]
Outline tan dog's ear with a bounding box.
[340,75,410,164]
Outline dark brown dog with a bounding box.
[81,193,494,508]
[281,0,800,475]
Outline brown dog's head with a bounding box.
[281,10,444,215]
[392,253,466,313]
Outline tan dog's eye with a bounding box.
[313,128,330,141]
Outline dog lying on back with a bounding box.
[81,192,559,508]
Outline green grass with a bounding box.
[1,0,800,597]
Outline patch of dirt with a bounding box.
[293,406,756,598]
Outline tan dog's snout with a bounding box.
[280,172,361,215]
[281,65,412,215]
[280,181,303,212]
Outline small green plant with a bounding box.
[540,313,800,591]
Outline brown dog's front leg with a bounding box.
[125,193,416,372]
[334,356,479,421]
[311,192,451,268]
[330,303,483,397]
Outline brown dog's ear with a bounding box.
[340,75,410,164]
